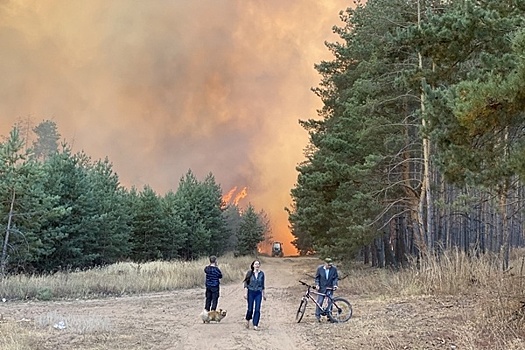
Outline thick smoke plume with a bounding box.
[0,0,348,255]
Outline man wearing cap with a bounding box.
[314,257,339,322]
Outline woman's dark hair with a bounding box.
[243,260,259,284]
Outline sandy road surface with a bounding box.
[2,257,328,350]
[3,256,499,349]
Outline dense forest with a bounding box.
[0,121,269,275]
[3,0,525,276]
[288,0,525,269]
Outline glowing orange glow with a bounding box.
[222,186,237,206]
[232,187,248,206]
[257,231,298,257]
[223,185,298,256]
[222,186,248,207]
[0,0,350,260]
[271,229,298,257]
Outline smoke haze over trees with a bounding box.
[0,0,349,254]
[0,121,269,274]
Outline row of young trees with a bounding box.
[288,0,525,269]
[0,121,269,275]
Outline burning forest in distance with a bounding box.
[0,0,350,256]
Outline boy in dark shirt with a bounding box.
[204,255,223,311]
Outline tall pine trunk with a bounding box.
[417,0,435,255]
[499,128,510,270]
[1,188,15,277]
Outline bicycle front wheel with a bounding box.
[295,298,307,323]
[327,297,353,323]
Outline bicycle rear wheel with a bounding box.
[327,297,352,323]
[295,298,307,323]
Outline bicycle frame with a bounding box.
[301,283,334,314]
[296,280,353,323]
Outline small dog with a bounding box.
[200,309,227,323]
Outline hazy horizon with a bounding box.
[0,0,350,255]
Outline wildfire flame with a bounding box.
[222,186,248,207]
[233,187,247,205]
[222,187,237,205]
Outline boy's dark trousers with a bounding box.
[205,286,220,311]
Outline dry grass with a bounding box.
[0,253,253,301]
[0,321,35,350]
[337,248,525,349]
[0,253,255,350]
[2,251,525,349]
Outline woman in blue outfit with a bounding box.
[243,260,266,330]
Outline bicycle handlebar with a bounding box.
[298,280,336,291]
[298,280,310,287]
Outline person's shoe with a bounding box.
[253,326,258,331]
[245,320,250,329]
[316,318,321,323]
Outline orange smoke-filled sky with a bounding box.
[0,0,350,255]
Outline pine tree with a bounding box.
[0,127,61,274]
[86,157,132,265]
[32,119,60,161]
[37,147,98,270]
[290,0,425,261]
[411,0,525,267]
[172,170,229,259]
[129,185,165,261]
[222,204,242,253]
[237,204,265,256]
[161,190,187,260]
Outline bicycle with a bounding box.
[295,280,353,323]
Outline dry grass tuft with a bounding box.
[0,321,36,350]
[34,310,112,334]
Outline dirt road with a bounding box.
[3,256,505,349]
[3,257,333,350]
